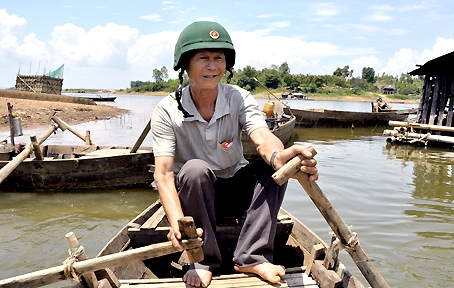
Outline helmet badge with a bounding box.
[209,30,220,40]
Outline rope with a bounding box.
[63,246,85,280]
[339,232,359,253]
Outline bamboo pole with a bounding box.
[0,238,202,288]
[0,124,58,184]
[388,120,454,133]
[130,119,151,153]
[272,146,390,288]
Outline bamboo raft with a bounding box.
[385,51,454,148]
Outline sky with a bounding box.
[1,0,454,90]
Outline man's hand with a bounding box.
[273,145,318,182]
[167,226,203,252]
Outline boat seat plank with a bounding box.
[119,267,317,287]
[128,218,294,248]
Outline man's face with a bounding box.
[186,50,226,90]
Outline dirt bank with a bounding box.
[0,96,129,133]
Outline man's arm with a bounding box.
[153,156,185,250]
[249,127,318,181]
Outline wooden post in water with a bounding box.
[7,103,15,147]
[273,146,390,288]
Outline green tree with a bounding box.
[279,62,291,76]
[265,74,280,89]
[333,65,353,79]
[152,66,169,82]
[362,67,376,83]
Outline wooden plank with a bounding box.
[129,219,294,248]
[436,75,447,126]
[310,260,342,288]
[429,74,441,125]
[119,268,318,287]
[447,76,454,127]
[420,77,433,124]
[140,206,166,229]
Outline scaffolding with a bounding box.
[15,64,64,95]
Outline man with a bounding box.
[151,21,318,287]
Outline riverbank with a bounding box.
[0,89,419,133]
[0,97,128,132]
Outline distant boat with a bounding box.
[88,94,117,102]
[292,108,412,128]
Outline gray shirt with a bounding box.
[151,83,267,178]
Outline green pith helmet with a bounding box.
[173,21,236,71]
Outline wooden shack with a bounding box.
[383,51,454,148]
[382,85,396,94]
[15,64,64,95]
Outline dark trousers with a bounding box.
[176,158,287,271]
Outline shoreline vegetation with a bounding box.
[0,88,419,134]
[65,89,420,104]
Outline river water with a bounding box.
[0,94,452,288]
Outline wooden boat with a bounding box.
[242,114,296,160]
[72,199,364,288]
[0,145,155,191]
[89,95,117,102]
[292,108,411,128]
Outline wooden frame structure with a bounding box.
[15,74,63,95]
[383,51,454,147]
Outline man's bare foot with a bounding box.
[234,262,285,284]
[183,268,213,287]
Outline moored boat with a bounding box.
[88,95,117,102]
[0,144,155,191]
[292,108,411,128]
[242,114,296,160]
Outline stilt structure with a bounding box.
[383,51,454,148]
[15,64,64,95]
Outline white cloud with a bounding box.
[420,37,454,60]
[367,11,392,22]
[309,2,342,17]
[140,14,163,21]
[49,23,139,69]
[380,37,454,75]
[0,8,27,37]
[350,55,382,76]
[256,14,282,19]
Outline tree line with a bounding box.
[127,63,424,97]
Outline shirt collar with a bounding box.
[181,84,230,122]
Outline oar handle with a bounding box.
[272,148,390,288]
[0,238,202,288]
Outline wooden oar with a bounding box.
[273,146,390,288]
[0,124,58,184]
[130,119,151,153]
[51,115,97,146]
[0,217,203,288]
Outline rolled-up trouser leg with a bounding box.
[176,159,221,271]
[232,159,287,266]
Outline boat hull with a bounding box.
[242,115,296,160]
[0,145,155,191]
[293,108,409,128]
